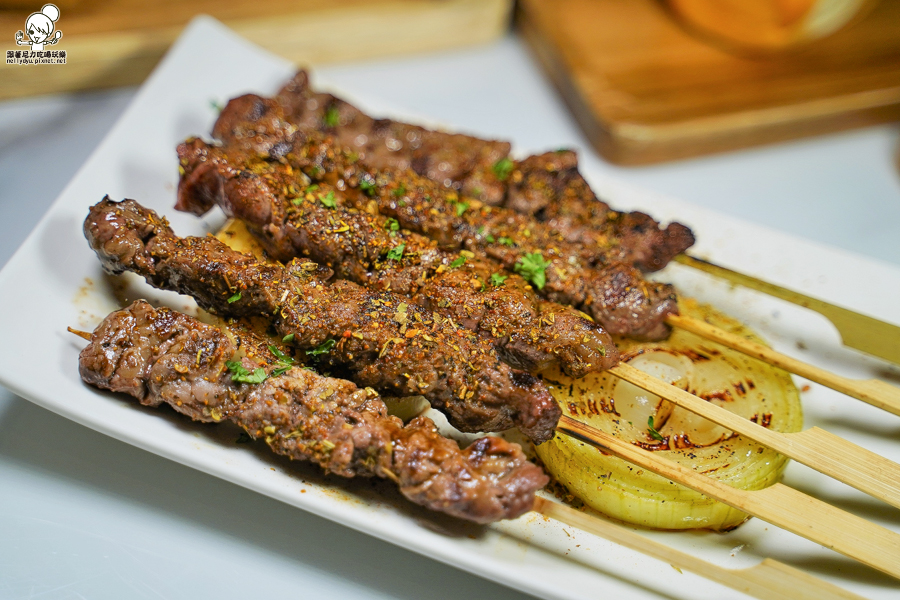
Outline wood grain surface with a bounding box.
[518,0,900,164]
[0,0,512,100]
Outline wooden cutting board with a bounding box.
[0,0,511,100]
[518,0,900,165]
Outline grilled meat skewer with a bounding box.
[497,150,695,273]
[206,96,677,340]
[176,138,618,378]
[264,70,512,206]
[84,197,560,443]
[261,71,694,272]
[79,300,547,523]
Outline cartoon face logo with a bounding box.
[15,4,63,52]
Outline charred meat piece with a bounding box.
[265,71,693,271]
[239,70,513,206]
[80,300,547,522]
[503,151,695,272]
[206,97,677,340]
[84,198,560,443]
[176,138,618,378]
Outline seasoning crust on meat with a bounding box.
[79,300,548,523]
[84,197,561,443]
[204,94,678,340]
[176,137,619,378]
[264,70,694,273]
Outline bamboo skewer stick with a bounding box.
[666,312,900,417]
[608,362,900,510]
[674,253,900,366]
[556,414,900,579]
[533,498,867,600]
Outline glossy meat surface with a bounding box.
[84,197,560,443]
[176,137,618,378]
[267,71,694,272]
[79,300,548,522]
[209,96,678,339]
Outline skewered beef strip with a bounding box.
[176,137,618,378]
[84,197,560,443]
[263,71,693,271]
[206,97,677,340]
[501,151,695,273]
[79,300,547,523]
[244,70,513,206]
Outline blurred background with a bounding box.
[2,0,899,164]
[2,0,898,263]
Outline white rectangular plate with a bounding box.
[1,16,898,600]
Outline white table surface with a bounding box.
[1,32,899,600]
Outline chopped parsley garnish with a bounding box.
[271,365,292,377]
[268,345,294,364]
[209,99,224,113]
[647,416,665,442]
[514,252,551,289]
[498,236,514,247]
[319,191,336,208]
[384,218,400,235]
[387,243,406,261]
[359,180,376,196]
[324,106,340,127]
[226,360,267,384]
[454,201,469,217]
[486,234,496,243]
[492,157,514,181]
[306,338,336,357]
[282,333,295,343]
[227,291,242,303]
[450,256,467,269]
[305,184,319,193]
[490,272,508,287]
[391,184,406,197]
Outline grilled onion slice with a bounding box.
[535,298,802,531]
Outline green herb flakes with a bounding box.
[498,237,514,247]
[324,106,340,127]
[226,360,267,384]
[227,291,242,303]
[490,272,508,287]
[391,184,407,198]
[359,180,376,196]
[387,243,406,261]
[514,252,551,289]
[306,338,336,357]
[450,256,467,269]
[319,191,337,208]
[492,157,514,181]
[647,416,665,442]
[267,345,295,364]
[454,201,469,217]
